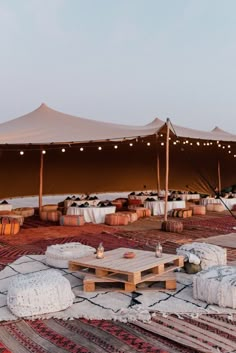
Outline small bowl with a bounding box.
[123,251,135,259]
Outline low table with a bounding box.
[69,248,184,292]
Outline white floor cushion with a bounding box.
[7,269,74,317]
[193,265,236,309]
[45,242,96,268]
[176,242,227,270]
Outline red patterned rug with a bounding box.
[0,216,236,352]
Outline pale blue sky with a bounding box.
[1,0,236,132]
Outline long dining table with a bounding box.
[144,200,186,216]
[67,206,116,224]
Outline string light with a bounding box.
[196,142,200,146]
[173,141,176,145]
[228,145,231,148]
[114,145,118,149]
[161,142,164,146]
[61,148,66,152]
[222,146,225,149]
[20,151,24,155]
[98,146,102,150]
[228,150,231,154]
[218,144,221,147]
[147,142,151,146]
[129,143,133,147]
[80,147,84,151]
[42,150,46,154]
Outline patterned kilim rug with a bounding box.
[1,254,236,323]
[0,233,236,352]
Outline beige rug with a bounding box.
[197,233,236,248]
[0,254,236,323]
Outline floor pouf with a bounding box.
[13,207,35,217]
[191,205,206,215]
[193,265,236,308]
[105,213,129,225]
[162,220,183,233]
[7,269,74,317]
[176,242,227,270]
[45,242,96,268]
[60,215,85,226]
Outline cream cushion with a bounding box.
[45,242,96,268]
[193,265,236,308]
[7,269,74,317]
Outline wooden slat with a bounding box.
[83,272,176,292]
[69,248,184,284]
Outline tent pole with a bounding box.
[39,149,43,211]
[217,159,221,195]
[164,118,170,222]
[156,153,160,195]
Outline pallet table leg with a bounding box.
[95,269,108,277]
[84,282,95,292]
[174,257,184,267]
[124,283,136,291]
[165,279,176,290]
[128,272,141,283]
[152,264,164,275]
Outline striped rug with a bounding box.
[0,228,235,352]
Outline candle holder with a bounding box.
[155,242,163,258]
[96,242,104,259]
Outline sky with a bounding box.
[1,0,236,132]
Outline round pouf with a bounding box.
[193,265,236,308]
[162,220,183,233]
[45,242,96,268]
[7,269,74,317]
[191,205,206,215]
[13,207,35,217]
[176,242,227,270]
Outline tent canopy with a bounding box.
[0,104,235,199]
[0,103,236,145]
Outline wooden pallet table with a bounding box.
[69,247,184,291]
[83,271,177,292]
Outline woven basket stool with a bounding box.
[176,242,227,270]
[116,211,138,223]
[60,215,85,226]
[7,269,74,317]
[193,265,236,309]
[41,204,58,212]
[105,213,129,226]
[13,207,35,217]
[191,205,206,215]
[162,220,183,233]
[40,210,62,222]
[135,207,151,218]
[45,242,96,268]
[206,203,225,212]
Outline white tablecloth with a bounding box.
[128,195,158,204]
[144,200,186,216]
[178,194,200,201]
[0,204,12,211]
[64,199,100,208]
[200,198,236,210]
[67,206,116,224]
